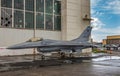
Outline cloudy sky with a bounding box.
[91,0,120,42]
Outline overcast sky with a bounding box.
[91,0,120,42]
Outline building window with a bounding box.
[0,0,61,31]
[46,14,53,30]
[25,0,34,11]
[36,13,44,29]
[54,15,61,30]
[14,0,24,10]
[36,0,44,12]
[1,0,12,8]
[54,0,61,15]
[14,10,24,28]
[46,0,53,13]
[1,8,12,27]
[25,12,34,29]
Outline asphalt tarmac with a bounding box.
[0,55,120,76]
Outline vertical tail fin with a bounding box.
[72,26,92,42]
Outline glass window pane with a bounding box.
[54,15,61,30]
[36,13,44,29]
[1,8,12,27]
[46,0,53,13]
[14,0,24,10]
[25,0,34,11]
[14,10,24,28]
[54,0,61,15]
[1,0,12,8]
[36,0,44,12]
[46,14,53,30]
[25,12,34,29]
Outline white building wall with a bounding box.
[61,0,91,53]
[0,28,61,47]
[61,0,90,40]
[0,28,61,56]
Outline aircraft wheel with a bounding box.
[41,55,45,60]
[69,53,74,58]
[60,52,65,59]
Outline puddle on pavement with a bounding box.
[92,56,120,61]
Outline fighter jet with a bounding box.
[7,26,95,53]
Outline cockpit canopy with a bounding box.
[26,37,43,42]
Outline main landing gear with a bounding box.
[58,52,74,59]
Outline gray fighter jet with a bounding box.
[7,26,95,53]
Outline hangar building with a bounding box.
[103,35,120,45]
[0,0,91,55]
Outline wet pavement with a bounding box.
[0,55,120,76]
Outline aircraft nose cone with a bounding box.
[7,42,29,49]
[7,45,23,49]
[6,41,41,49]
